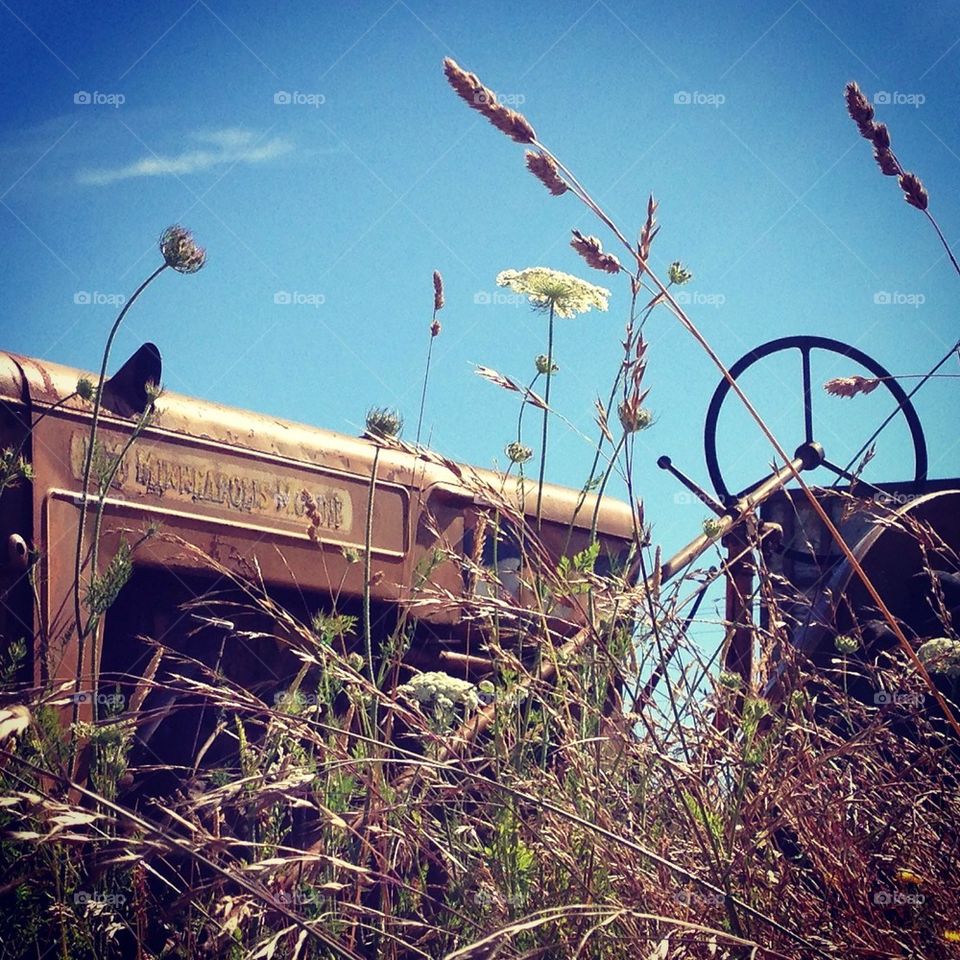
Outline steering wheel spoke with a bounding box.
[801,346,814,445]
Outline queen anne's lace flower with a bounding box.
[397,671,480,713]
[916,637,960,678]
[496,267,609,319]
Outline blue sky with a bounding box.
[2,0,959,571]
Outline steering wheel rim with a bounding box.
[703,335,928,506]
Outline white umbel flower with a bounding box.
[496,267,610,318]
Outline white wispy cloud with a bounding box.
[77,128,294,186]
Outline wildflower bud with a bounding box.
[535,354,558,375]
[702,517,724,539]
[346,652,365,672]
[364,407,403,439]
[718,670,742,690]
[341,546,362,564]
[159,225,206,274]
[76,377,95,402]
[834,634,859,654]
[430,318,442,337]
[667,261,693,285]
[505,441,533,464]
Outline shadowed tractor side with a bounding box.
[0,345,637,786]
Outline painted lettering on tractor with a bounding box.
[68,432,352,531]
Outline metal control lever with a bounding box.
[657,455,726,517]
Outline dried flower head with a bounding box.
[525,150,568,196]
[443,57,536,144]
[430,318,442,337]
[899,171,929,210]
[535,354,558,375]
[570,230,621,274]
[496,267,609,319]
[433,270,444,312]
[159,225,206,274]
[668,261,693,285]
[834,634,860,654]
[844,81,876,138]
[505,441,533,464]
[617,400,653,433]
[76,377,95,402]
[364,407,403,439]
[824,375,881,398]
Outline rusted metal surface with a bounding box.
[0,347,637,723]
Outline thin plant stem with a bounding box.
[72,261,167,727]
[534,303,555,531]
[922,209,960,275]
[363,444,381,735]
[415,329,437,446]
